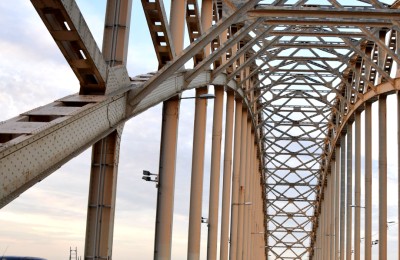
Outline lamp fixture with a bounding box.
[201,217,208,224]
[142,170,158,187]
[180,93,216,100]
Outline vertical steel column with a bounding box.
[187,2,212,256]
[379,95,387,260]
[335,146,340,260]
[354,112,361,260]
[187,87,209,260]
[201,0,213,57]
[85,2,132,259]
[398,92,400,260]
[229,99,243,260]
[325,192,328,259]
[154,97,181,260]
[85,127,123,260]
[220,91,235,260]
[346,123,353,260]
[243,124,253,259]
[325,174,331,259]
[321,188,325,260]
[153,67,179,257]
[250,144,257,260]
[154,1,185,259]
[317,220,321,259]
[169,0,186,53]
[246,135,255,260]
[322,213,324,259]
[365,102,372,260]
[330,159,336,260]
[236,109,248,260]
[102,0,132,67]
[340,134,346,260]
[206,86,225,260]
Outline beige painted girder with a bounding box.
[153,0,185,258]
[206,86,224,260]
[236,108,248,260]
[398,92,400,260]
[365,102,372,260]
[141,0,175,68]
[379,95,388,260]
[354,112,361,260]
[84,1,132,259]
[31,0,108,94]
[345,123,353,260]
[339,134,346,260]
[185,0,205,64]
[248,6,400,19]
[10,1,400,258]
[102,0,132,67]
[127,0,261,108]
[85,126,123,260]
[185,18,264,83]
[187,1,212,258]
[154,97,181,260]
[0,70,245,209]
[229,98,243,260]
[187,87,208,260]
[219,91,235,260]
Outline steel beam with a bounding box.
[0,70,242,207]
[243,121,252,260]
[206,86,224,260]
[154,97,181,260]
[84,2,132,258]
[141,0,175,68]
[229,98,243,260]
[220,91,234,260]
[102,0,132,67]
[187,87,208,260]
[334,146,340,260]
[365,102,372,260]
[345,123,353,260]
[127,0,261,109]
[31,0,108,94]
[354,112,361,260]
[248,7,400,19]
[339,134,346,260]
[84,127,123,260]
[153,1,185,258]
[236,109,248,260]
[398,92,400,260]
[379,95,387,260]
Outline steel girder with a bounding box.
[217,1,400,259]
[2,0,400,259]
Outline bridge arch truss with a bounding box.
[2,0,400,259]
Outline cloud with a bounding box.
[0,1,201,258]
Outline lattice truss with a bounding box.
[2,0,400,259]
[213,0,400,259]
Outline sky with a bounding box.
[0,0,400,259]
[0,1,213,259]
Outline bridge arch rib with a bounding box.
[3,0,400,259]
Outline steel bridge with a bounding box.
[1,0,400,259]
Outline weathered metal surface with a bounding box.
[4,0,400,259]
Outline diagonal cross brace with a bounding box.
[31,0,109,94]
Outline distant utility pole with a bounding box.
[69,246,81,260]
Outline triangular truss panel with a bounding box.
[2,0,400,259]
[215,0,400,258]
